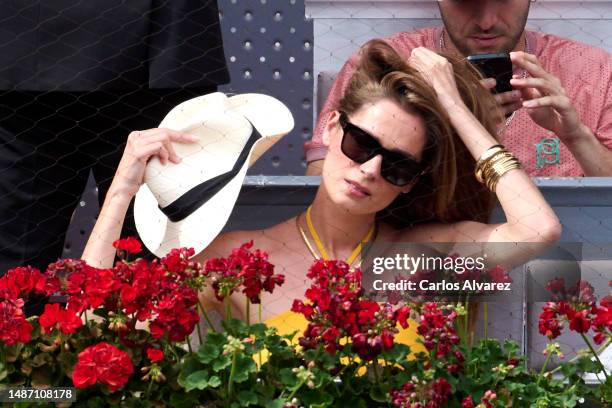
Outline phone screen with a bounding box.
[466,53,513,94]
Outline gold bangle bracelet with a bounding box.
[486,159,522,192]
[485,156,520,191]
[477,144,505,163]
[477,151,513,183]
[475,146,507,181]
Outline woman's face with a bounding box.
[322,98,428,215]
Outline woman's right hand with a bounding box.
[113,128,199,198]
[409,47,465,111]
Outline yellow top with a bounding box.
[263,310,425,354]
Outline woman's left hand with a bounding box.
[409,47,464,110]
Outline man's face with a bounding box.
[438,0,531,55]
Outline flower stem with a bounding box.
[224,298,232,322]
[198,299,217,333]
[287,378,307,401]
[483,302,488,341]
[146,379,154,400]
[167,344,181,363]
[186,336,193,353]
[537,352,553,386]
[257,302,263,367]
[580,333,609,381]
[195,320,204,345]
[226,351,238,406]
[246,299,251,326]
[372,359,381,383]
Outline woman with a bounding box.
[82,40,561,329]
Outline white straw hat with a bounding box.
[134,92,294,257]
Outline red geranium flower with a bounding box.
[0,298,32,346]
[0,266,45,299]
[72,342,134,392]
[146,347,164,363]
[66,265,116,313]
[462,396,475,407]
[568,309,591,333]
[113,237,142,255]
[39,303,83,335]
[204,241,284,304]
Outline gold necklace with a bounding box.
[296,206,377,268]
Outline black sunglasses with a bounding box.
[338,111,426,187]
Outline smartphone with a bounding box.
[466,53,513,94]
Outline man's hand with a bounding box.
[481,78,523,118]
[509,51,585,144]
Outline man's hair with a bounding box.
[337,39,501,227]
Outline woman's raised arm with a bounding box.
[409,47,561,267]
[81,129,198,268]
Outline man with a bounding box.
[306,0,612,176]
[0,1,228,282]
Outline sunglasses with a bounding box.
[338,111,426,187]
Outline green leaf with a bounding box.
[182,370,210,392]
[169,392,200,408]
[249,323,267,337]
[31,352,52,367]
[318,352,339,371]
[57,351,77,376]
[506,382,526,394]
[369,384,390,403]
[212,354,232,372]
[30,367,53,386]
[300,388,334,407]
[232,354,257,383]
[523,383,541,401]
[253,383,276,399]
[197,343,220,364]
[303,349,318,361]
[237,390,258,406]
[381,344,409,362]
[602,375,612,404]
[281,330,299,343]
[208,375,221,388]
[179,355,205,387]
[85,396,107,408]
[204,332,227,349]
[559,362,578,378]
[267,399,285,408]
[223,318,248,335]
[279,368,298,387]
[577,356,600,373]
[503,339,521,356]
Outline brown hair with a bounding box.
[337,39,500,227]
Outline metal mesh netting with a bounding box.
[0,0,610,374]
